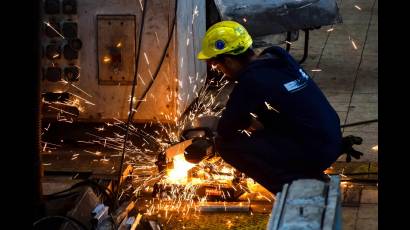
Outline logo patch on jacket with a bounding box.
[283,68,310,93]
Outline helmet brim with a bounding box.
[197,51,212,60]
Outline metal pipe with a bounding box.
[117,0,149,198]
[341,119,378,128]
[299,29,309,64]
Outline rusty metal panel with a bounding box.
[97,15,137,85]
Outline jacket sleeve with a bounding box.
[217,76,266,139]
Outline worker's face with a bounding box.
[207,56,240,80]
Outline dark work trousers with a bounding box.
[215,130,333,194]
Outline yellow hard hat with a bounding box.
[197,21,253,60]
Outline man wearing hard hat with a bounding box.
[197,21,363,193]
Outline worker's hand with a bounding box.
[341,135,364,162]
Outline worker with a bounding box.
[196,21,363,194]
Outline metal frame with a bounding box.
[286,29,310,64]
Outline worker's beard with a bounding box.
[218,67,239,81]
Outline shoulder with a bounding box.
[260,46,287,56]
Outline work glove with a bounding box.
[341,135,364,162]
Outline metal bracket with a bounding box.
[286,29,310,64]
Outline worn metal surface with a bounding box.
[97,15,137,85]
[132,0,176,122]
[40,0,207,123]
[268,176,342,230]
[175,0,207,117]
[213,0,342,37]
[62,187,100,230]
[41,148,122,178]
[253,31,299,48]
[325,162,378,181]
[267,183,289,230]
[77,0,174,122]
[323,176,342,230]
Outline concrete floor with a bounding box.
[287,0,378,229]
[291,0,378,163]
[342,185,378,230]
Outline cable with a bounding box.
[341,119,378,128]
[44,191,80,201]
[117,0,149,198]
[44,180,113,198]
[131,0,178,118]
[33,215,88,230]
[117,0,178,197]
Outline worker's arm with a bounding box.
[217,76,266,139]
